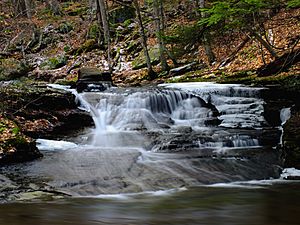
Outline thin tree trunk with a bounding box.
[251,31,278,59]
[44,0,61,15]
[133,0,156,79]
[96,0,103,44]
[12,0,27,17]
[153,0,169,71]
[199,0,216,65]
[98,0,112,73]
[24,0,32,18]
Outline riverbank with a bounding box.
[0,80,93,164]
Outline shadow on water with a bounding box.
[1,184,300,225]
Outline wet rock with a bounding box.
[0,114,42,165]
[282,109,300,169]
[0,81,93,140]
[75,67,113,92]
[262,87,295,127]
[0,175,17,192]
[0,139,42,165]
[283,175,300,180]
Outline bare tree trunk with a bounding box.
[251,31,278,59]
[11,0,31,17]
[98,0,112,73]
[133,0,156,79]
[44,0,61,15]
[153,0,169,71]
[96,0,103,44]
[199,0,216,65]
[24,0,32,18]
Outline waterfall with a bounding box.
[160,82,266,128]
[75,89,219,147]
[30,82,285,195]
[48,83,269,151]
[279,107,291,146]
[280,108,291,126]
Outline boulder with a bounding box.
[0,81,94,140]
[75,67,113,92]
[132,45,160,70]
[282,109,300,169]
[0,115,42,165]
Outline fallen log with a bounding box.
[169,62,197,76]
[257,49,300,76]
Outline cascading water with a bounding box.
[279,107,291,146]
[77,89,219,148]
[1,82,299,225]
[21,82,284,196]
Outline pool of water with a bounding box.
[1,183,300,225]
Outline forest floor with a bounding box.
[0,1,299,86]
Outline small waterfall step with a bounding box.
[160,82,266,128]
[71,82,278,152]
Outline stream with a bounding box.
[1,82,300,224]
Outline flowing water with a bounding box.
[0,82,299,224]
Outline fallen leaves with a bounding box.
[0,114,30,154]
[23,119,54,132]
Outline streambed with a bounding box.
[0,82,299,224]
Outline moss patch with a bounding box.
[0,114,39,161]
[0,58,31,81]
[132,45,160,70]
[40,55,68,70]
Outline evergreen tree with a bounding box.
[198,0,282,58]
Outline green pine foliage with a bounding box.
[198,0,280,29]
[287,0,300,8]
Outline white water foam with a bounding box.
[88,187,188,200]
[279,107,291,146]
[280,168,300,179]
[280,107,291,126]
[36,139,78,151]
[204,168,300,189]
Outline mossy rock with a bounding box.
[132,45,160,70]
[283,110,300,169]
[54,77,77,86]
[71,39,99,56]
[63,2,88,16]
[16,191,65,202]
[0,115,42,165]
[57,21,73,34]
[40,55,68,70]
[87,23,101,40]
[0,58,32,81]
